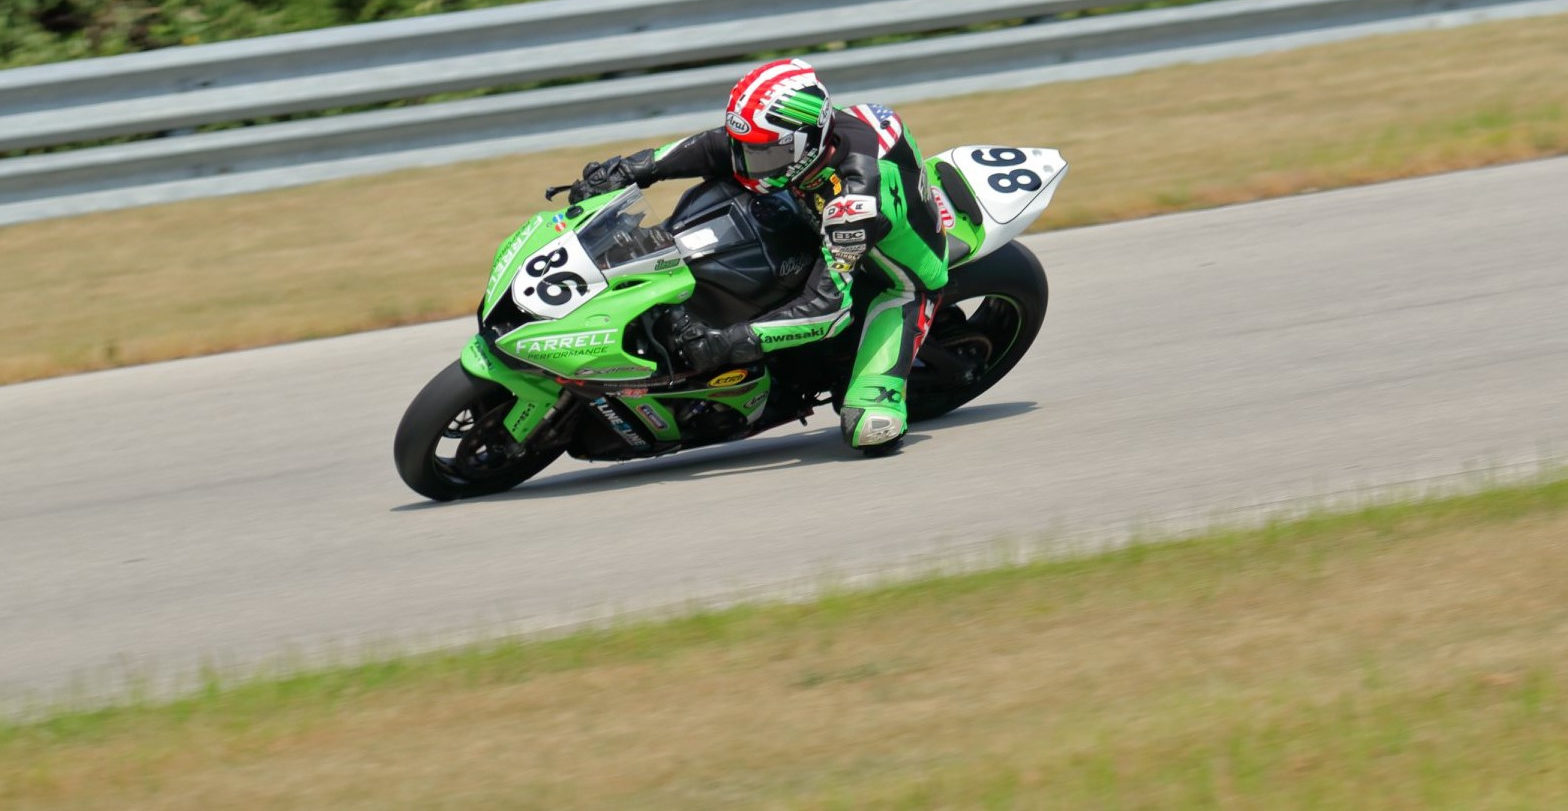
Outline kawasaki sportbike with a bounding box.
[394,145,1067,500]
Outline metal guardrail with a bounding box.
[0,0,1563,226]
[0,0,787,115]
[0,0,1097,150]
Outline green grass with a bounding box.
[3,473,1566,808]
[0,0,543,69]
[9,473,1567,736]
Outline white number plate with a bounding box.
[949,146,1066,226]
[511,233,609,320]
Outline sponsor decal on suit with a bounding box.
[823,194,876,225]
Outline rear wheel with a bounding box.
[907,241,1048,422]
[393,361,562,501]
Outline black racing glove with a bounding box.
[567,150,657,204]
[668,310,762,372]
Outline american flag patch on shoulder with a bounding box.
[847,103,904,158]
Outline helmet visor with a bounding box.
[730,138,803,183]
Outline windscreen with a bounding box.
[575,188,676,271]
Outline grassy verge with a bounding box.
[4,476,1567,808]
[0,1,1207,70]
[0,0,543,69]
[0,2,1210,68]
[2,13,1567,384]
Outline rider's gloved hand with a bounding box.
[567,150,656,204]
[669,310,761,372]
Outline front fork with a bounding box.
[460,335,568,447]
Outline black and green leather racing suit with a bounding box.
[583,105,949,448]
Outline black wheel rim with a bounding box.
[430,398,530,485]
[913,293,1025,391]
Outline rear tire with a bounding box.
[394,361,562,501]
[907,241,1048,423]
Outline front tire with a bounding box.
[394,361,562,501]
[907,241,1048,423]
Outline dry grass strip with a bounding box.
[2,14,1566,384]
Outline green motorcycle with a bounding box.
[394,145,1068,500]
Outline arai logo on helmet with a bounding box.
[725,111,752,135]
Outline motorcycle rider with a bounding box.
[564,58,948,454]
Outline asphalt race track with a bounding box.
[3,158,1566,707]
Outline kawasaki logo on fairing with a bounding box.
[519,329,617,354]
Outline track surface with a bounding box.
[3,159,1566,705]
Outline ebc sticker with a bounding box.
[511,234,609,320]
[707,370,747,387]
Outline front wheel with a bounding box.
[393,361,562,501]
[907,240,1048,423]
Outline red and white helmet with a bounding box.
[724,58,834,193]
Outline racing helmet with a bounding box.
[724,58,834,193]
